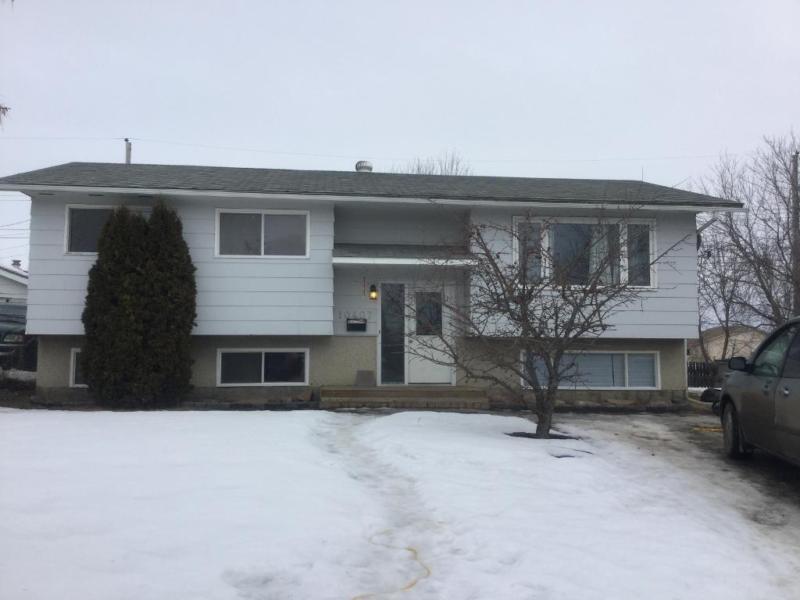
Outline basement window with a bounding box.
[217,210,309,257]
[523,351,658,389]
[217,349,308,386]
[70,348,87,388]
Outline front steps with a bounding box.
[319,386,489,410]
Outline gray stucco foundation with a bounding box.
[32,334,687,409]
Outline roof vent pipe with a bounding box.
[355,160,372,173]
[124,138,132,164]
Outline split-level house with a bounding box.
[0,162,741,408]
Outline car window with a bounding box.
[781,331,800,379]
[752,326,796,378]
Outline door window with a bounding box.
[752,327,796,378]
[415,292,443,336]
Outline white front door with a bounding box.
[406,288,453,384]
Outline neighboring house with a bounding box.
[687,325,766,362]
[0,261,28,304]
[0,162,741,406]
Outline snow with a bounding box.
[0,368,36,382]
[1,409,798,599]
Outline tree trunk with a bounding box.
[534,389,556,438]
[535,410,553,438]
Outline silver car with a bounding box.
[721,319,800,465]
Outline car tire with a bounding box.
[722,402,749,459]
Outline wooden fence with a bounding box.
[687,361,726,388]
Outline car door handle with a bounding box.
[783,387,790,397]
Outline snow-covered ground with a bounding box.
[1,409,799,599]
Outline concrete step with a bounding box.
[319,386,489,410]
[320,386,486,399]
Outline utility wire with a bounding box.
[0,219,30,228]
[0,135,736,164]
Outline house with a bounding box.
[687,325,766,362]
[0,261,28,304]
[0,162,741,407]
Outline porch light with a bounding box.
[368,285,378,300]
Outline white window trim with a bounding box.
[519,350,661,390]
[214,208,311,259]
[512,216,657,289]
[69,348,87,388]
[64,204,151,256]
[216,347,310,387]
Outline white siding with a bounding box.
[469,207,698,339]
[26,193,333,335]
[0,274,26,303]
[334,204,467,246]
[27,191,700,340]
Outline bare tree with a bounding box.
[696,218,748,363]
[408,211,683,437]
[700,134,799,332]
[398,150,472,176]
[0,104,8,124]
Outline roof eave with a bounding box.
[0,268,29,286]
[0,183,743,212]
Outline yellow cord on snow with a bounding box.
[351,530,432,599]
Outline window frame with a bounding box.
[520,350,661,390]
[69,347,87,388]
[215,347,310,387]
[214,208,311,259]
[512,216,657,289]
[64,204,151,256]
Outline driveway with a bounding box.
[565,411,800,529]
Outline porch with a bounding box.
[319,386,488,410]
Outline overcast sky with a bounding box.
[1,0,798,267]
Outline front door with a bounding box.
[407,288,452,384]
[380,283,406,384]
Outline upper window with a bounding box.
[627,224,652,286]
[67,207,114,253]
[515,219,653,287]
[552,223,620,285]
[217,211,308,257]
[518,221,543,282]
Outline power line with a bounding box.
[0,135,738,164]
[0,219,30,228]
[0,136,125,141]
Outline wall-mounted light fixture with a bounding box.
[368,285,378,300]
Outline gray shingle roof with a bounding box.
[0,162,740,208]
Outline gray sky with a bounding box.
[1,0,798,268]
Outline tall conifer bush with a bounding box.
[82,203,196,407]
[141,201,197,403]
[81,207,150,405]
